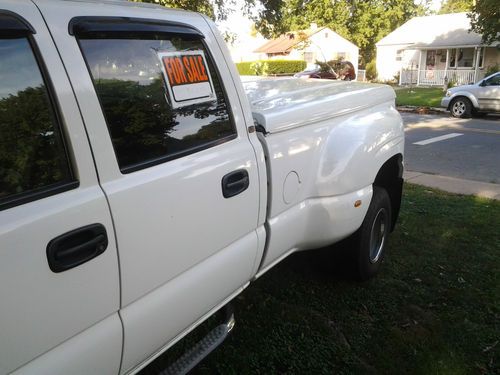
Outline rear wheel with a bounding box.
[450,97,472,118]
[352,186,392,281]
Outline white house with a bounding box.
[376,13,500,86]
[254,24,359,72]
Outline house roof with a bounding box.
[254,28,322,54]
[254,27,357,54]
[376,13,498,48]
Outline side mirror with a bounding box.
[479,80,486,87]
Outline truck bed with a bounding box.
[243,78,396,133]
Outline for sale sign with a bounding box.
[159,50,216,108]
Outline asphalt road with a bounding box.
[401,112,500,184]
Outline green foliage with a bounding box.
[130,0,228,21]
[447,77,458,88]
[485,63,500,76]
[438,0,473,14]
[0,86,71,198]
[236,60,306,75]
[265,59,306,74]
[469,0,500,45]
[366,60,377,81]
[250,61,266,75]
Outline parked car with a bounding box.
[441,72,500,118]
[0,1,403,374]
[294,60,356,81]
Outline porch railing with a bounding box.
[400,69,485,86]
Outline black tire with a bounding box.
[352,186,392,281]
[450,97,472,118]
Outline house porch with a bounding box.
[399,46,497,86]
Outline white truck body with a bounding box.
[0,1,404,374]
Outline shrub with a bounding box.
[235,62,253,75]
[264,59,306,75]
[235,60,306,76]
[250,61,266,76]
[366,60,377,81]
[485,63,499,77]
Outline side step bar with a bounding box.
[160,306,235,375]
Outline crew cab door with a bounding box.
[35,2,261,372]
[0,1,121,374]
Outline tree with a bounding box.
[438,0,473,14]
[468,0,500,44]
[132,0,433,66]
[130,0,235,21]
[245,0,431,66]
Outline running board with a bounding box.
[160,306,235,375]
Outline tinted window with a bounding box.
[78,36,236,172]
[485,74,500,86]
[0,38,73,207]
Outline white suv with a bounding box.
[441,72,500,118]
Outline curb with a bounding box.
[404,171,500,200]
[397,106,448,115]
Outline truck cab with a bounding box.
[0,1,403,374]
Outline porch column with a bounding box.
[444,49,450,90]
[416,50,422,86]
[444,49,449,77]
[474,47,481,83]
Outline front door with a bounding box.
[0,2,121,374]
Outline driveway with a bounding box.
[402,113,500,184]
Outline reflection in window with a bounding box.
[79,37,236,172]
[0,38,73,204]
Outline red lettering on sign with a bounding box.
[197,56,208,81]
[174,58,188,84]
[163,54,209,86]
[182,56,193,82]
[163,57,176,86]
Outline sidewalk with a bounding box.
[404,171,500,200]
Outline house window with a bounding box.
[426,50,436,67]
[337,52,346,60]
[304,52,314,63]
[396,49,403,61]
[449,48,456,67]
[457,48,474,68]
[324,32,328,38]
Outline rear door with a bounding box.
[35,1,261,372]
[0,1,121,374]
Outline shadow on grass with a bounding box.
[141,183,499,375]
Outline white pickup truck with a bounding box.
[0,1,404,374]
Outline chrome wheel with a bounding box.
[369,208,388,263]
[452,100,466,117]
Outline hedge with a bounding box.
[236,60,306,76]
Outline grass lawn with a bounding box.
[395,87,444,108]
[142,184,500,375]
